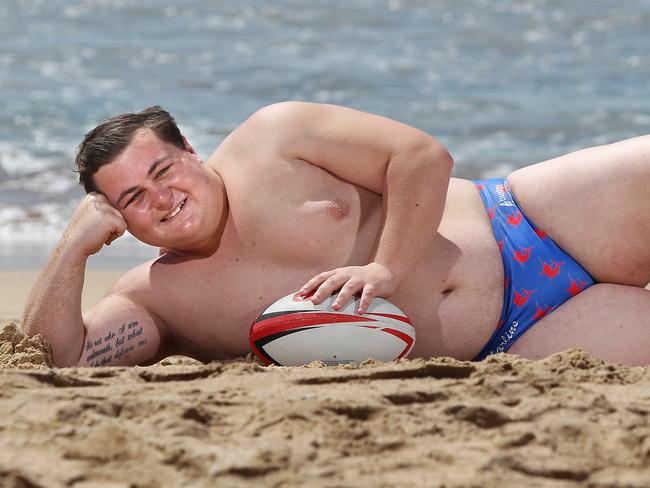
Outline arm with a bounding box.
[235,101,453,313]
[77,289,167,367]
[22,193,162,367]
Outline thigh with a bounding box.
[507,135,650,286]
[508,284,650,366]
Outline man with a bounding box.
[23,102,650,367]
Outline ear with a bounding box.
[182,136,197,155]
[182,136,204,164]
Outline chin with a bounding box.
[159,236,214,256]
[129,232,174,250]
[133,221,217,254]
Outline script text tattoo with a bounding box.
[84,320,148,366]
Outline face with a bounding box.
[94,129,226,253]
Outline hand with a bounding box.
[299,262,399,314]
[63,193,127,257]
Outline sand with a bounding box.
[2,271,649,487]
[1,320,650,488]
[0,269,126,320]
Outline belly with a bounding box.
[388,179,504,360]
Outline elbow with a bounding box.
[52,345,84,368]
[21,309,37,338]
[21,313,84,368]
[432,140,454,173]
[54,357,81,368]
[21,310,48,346]
[393,137,453,183]
[417,138,453,176]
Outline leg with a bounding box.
[508,284,650,366]
[507,135,650,286]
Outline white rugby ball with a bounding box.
[249,291,415,366]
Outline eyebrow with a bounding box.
[117,156,171,207]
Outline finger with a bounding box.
[105,233,119,245]
[87,193,108,208]
[105,224,126,246]
[300,271,335,296]
[89,192,112,204]
[109,207,126,221]
[98,202,125,221]
[357,285,376,315]
[89,193,123,217]
[332,280,361,311]
[311,274,347,304]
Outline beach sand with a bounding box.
[0,269,126,320]
[1,272,650,487]
[2,328,650,486]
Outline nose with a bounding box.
[150,183,173,210]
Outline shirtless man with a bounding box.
[22,102,650,367]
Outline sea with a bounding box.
[1,0,648,268]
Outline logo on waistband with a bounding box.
[494,183,515,207]
[493,320,519,354]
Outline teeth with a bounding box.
[163,199,185,221]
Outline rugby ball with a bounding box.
[249,291,415,366]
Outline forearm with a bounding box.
[22,236,88,367]
[22,193,127,366]
[371,141,453,280]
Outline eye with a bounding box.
[155,164,172,179]
[125,191,143,207]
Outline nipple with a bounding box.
[326,199,348,219]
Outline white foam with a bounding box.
[0,143,60,174]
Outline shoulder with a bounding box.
[244,100,321,126]
[103,259,180,321]
[207,102,314,176]
[109,257,196,303]
[219,101,333,156]
[105,260,155,297]
[98,261,166,323]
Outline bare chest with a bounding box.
[152,166,383,358]
[223,157,382,267]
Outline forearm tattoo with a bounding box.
[84,321,148,366]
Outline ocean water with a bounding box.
[1,0,649,267]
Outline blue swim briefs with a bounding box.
[471,178,595,360]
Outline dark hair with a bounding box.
[75,105,185,193]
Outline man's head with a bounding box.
[85,108,226,255]
[75,106,185,193]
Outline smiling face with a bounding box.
[94,129,226,254]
